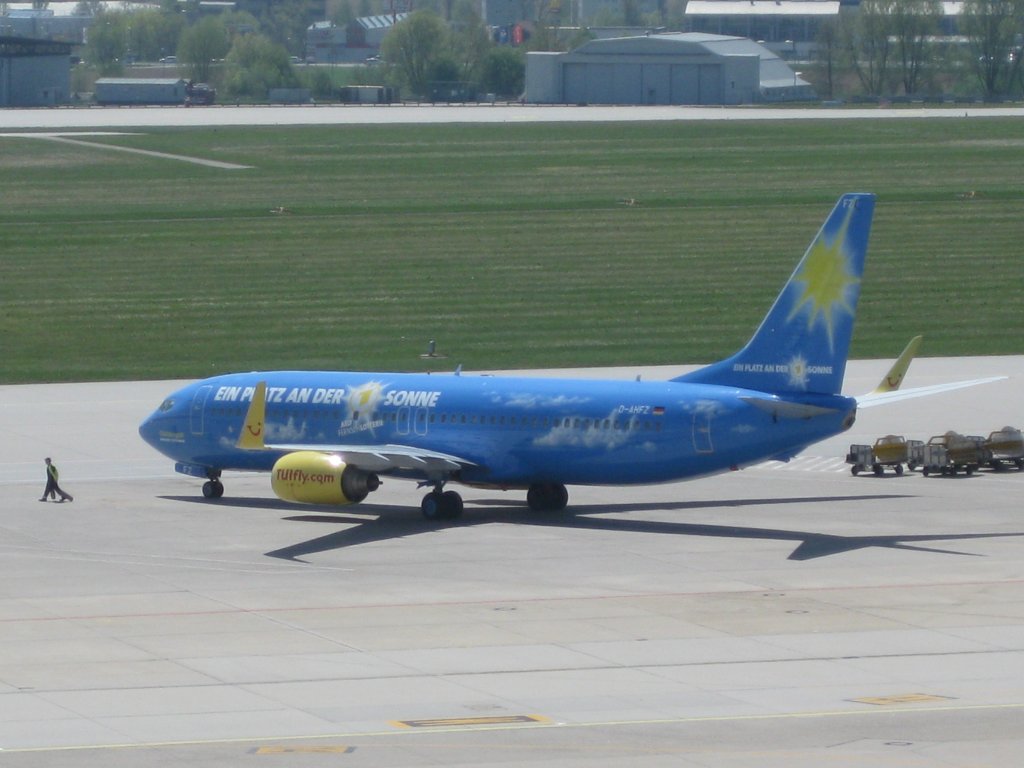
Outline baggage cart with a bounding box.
[846,435,920,476]
[985,427,1024,470]
[920,432,990,476]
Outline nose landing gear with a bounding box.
[202,479,224,498]
[201,469,224,499]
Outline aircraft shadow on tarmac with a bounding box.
[163,493,1024,562]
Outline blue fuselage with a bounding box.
[139,370,857,487]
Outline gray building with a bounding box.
[94,78,189,105]
[0,9,89,44]
[525,33,813,105]
[305,14,408,64]
[0,36,72,107]
[481,0,522,27]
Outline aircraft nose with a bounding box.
[139,411,166,451]
[139,413,158,447]
[139,394,186,455]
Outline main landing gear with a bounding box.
[420,482,570,520]
[421,487,464,520]
[527,482,569,512]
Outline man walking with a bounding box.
[40,457,73,503]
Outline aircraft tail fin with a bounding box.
[673,193,875,395]
[237,381,267,450]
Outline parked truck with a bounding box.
[185,81,216,105]
[95,78,214,106]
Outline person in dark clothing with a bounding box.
[40,457,73,502]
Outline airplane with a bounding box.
[138,193,997,520]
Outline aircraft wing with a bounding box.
[857,376,1007,408]
[262,441,475,473]
[854,335,1006,408]
[236,381,476,474]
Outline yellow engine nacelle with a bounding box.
[271,451,380,505]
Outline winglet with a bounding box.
[871,335,923,394]
[855,335,1007,408]
[237,381,267,450]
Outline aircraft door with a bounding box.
[190,385,213,436]
[414,408,429,436]
[692,402,714,453]
[396,406,410,436]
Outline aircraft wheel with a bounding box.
[441,490,464,519]
[202,480,224,499]
[421,490,463,520]
[421,492,442,520]
[527,482,569,512]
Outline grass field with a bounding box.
[2,118,1022,384]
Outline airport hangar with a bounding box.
[0,36,72,107]
[525,32,813,105]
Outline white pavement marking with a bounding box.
[4,132,252,169]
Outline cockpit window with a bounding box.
[158,398,175,412]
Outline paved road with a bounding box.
[3,103,1024,130]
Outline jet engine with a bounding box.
[271,451,380,505]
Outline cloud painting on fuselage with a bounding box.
[140,193,877,519]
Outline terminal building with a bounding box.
[684,0,842,58]
[525,33,813,105]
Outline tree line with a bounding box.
[77,0,527,100]
[76,0,1024,102]
[814,0,1024,101]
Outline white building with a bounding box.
[526,33,813,105]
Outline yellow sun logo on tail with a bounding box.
[786,206,860,352]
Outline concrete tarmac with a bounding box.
[1,357,1023,767]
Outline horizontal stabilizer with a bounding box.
[740,396,843,419]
